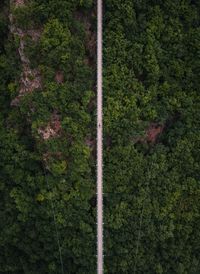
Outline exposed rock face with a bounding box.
[133,123,164,145]
[9,1,42,106]
[146,123,164,143]
[38,113,62,140]
[15,0,24,6]
[55,71,64,84]
[11,68,42,106]
[26,29,41,42]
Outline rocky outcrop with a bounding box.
[146,123,164,143]
[9,0,42,106]
[15,0,24,6]
[133,123,165,145]
[55,71,64,84]
[38,112,61,140]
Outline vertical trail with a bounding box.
[97,0,103,274]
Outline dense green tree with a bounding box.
[0,0,199,273]
[104,1,200,273]
[0,1,96,273]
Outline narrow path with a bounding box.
[97,0,103,274]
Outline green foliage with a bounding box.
[0,1,95,273]
[104,0,200,273]
[0,0,199,273]
[39,19,71,68]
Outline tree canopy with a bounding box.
[0,0,199,273]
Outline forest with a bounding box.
[0,0,199,273]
